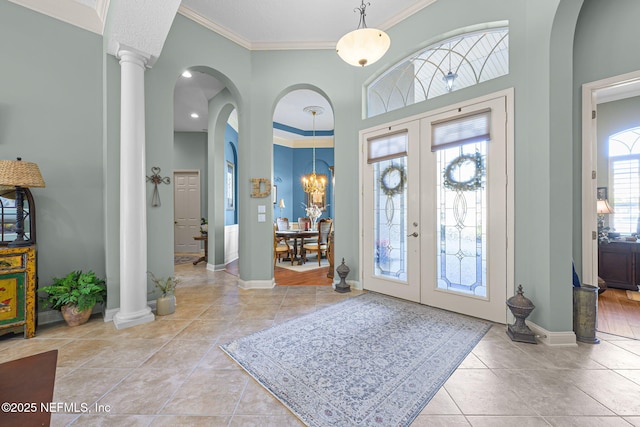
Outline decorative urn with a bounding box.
[505,284,537,344]
[335,258,351,293]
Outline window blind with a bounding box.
[367,130,408,163]
[431,110,491,151]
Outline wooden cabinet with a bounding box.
[598,241,640,291]
[0,245,36,338]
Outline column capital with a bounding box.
[116,44,152,69]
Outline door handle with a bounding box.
[174,221,178,224]
[407,232,418,237]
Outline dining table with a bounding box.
[276,229,317,264]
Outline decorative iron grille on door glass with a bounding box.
[367,27,509,118]
[433,111,490,297]
[369,132,408,281]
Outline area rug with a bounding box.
[278,257,329,272]
[174,255,198,265]
[221,292,491,426]
[626,290,640,301]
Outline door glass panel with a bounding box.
[436,142,487,297]
[373,157,408,281]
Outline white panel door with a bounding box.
[174,171,201,253]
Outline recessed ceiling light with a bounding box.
[190,113,199,119]
[182,70,192,78]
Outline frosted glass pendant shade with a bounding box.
[336,28,391,67]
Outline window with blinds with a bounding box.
[609,127,640,234]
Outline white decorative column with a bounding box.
[113,48,155,329]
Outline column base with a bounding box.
[112,306,154,330]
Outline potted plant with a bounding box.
[38,270,106,327]
[147,271,178,316]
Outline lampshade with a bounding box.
[336,0,390,67]
[597,199,614,214]
[336,28,390,67]
[0,158,46,188]
[278,198,285,209]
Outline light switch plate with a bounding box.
[258,214,266,222]
[258,205,266,213]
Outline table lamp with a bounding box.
[596,198,614,243]
[0,157,46,247]
[278,198,285,218]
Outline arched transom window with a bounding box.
[367,27,509,118]
[609,126,640,234]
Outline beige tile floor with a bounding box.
[1,264,640,426]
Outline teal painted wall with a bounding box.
[573,0,640,279]
[0,2,104,292]
[7,0,638,332]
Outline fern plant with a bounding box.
[39,270,107,312]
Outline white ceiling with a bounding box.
[10,0,437,139]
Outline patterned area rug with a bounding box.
[221,292,491,426]
[278,257,329,272]
[174,255,198,265]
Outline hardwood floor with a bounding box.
[224,259,333,286]
[598,288,640,339]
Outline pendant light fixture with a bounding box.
[442,42,458,92]
[301,106,326,198]
[336,1,390,67]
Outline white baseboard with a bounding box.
[238,278,275,289]
[332,279,362,290]
[39,304,106,325]
[527,321,577,346]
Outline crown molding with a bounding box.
[178,4,252,50]
[378,0,438,31]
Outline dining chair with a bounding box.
[302,219,333,266]
[274,224,294,267]
[276,217,290,231]
[298,217,311,231]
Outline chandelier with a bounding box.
[301,106,326,199]
[336,1,390,67]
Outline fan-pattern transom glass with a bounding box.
[367,27,509,118]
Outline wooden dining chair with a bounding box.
[298,217,311,231]
[274,224,294,267]
[276,217,289,231]
[302,219,333,266]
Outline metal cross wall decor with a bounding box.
[146,166,170,207]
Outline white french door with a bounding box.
[174,171,201,253]
[362,92,512,323]
[362,121,422,302]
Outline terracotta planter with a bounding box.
[61,304,93,327]
[156,295,175,316]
